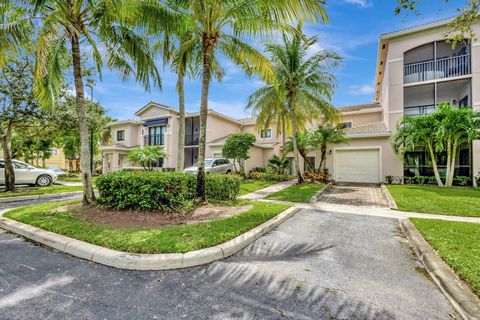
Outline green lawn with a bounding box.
[411,218,480,296]
[387,185,480,217]
[4,200,290,254]
[239,179,278,196]
[265,183,325,203]
[58,175,82,182]
[0,185,83,198]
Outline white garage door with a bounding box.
[335,149,380,183]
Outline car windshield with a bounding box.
[13,161,33,169]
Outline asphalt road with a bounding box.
[0,204,454,319]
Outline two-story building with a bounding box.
[101,18,480,185]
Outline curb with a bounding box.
[380,184,398,209]
[0,191,84,204]
[309,182,333,204]
[0,206,300,271]
[400,219,480,320]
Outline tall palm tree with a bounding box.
[310,125,349,172]
[247,26,341,183]
[2,1,163,204]
[172,0,328,202]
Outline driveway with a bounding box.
[318,183,389,207]
[0,205,454,319]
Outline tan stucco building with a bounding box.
[101,18,480,185]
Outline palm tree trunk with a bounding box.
[289,106,304,183]
[281,117,286,146]
[427,143,444,187]
[445,140,452,187]
[318,146,327,173]
[2,121,15,191]
[71,35,95,205]
[448,142,458,187]
[196,43,213,201]
[176,73,185,172]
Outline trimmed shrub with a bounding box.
[249,167,266,173]
[96,171,196,213]
[304,171,329,183]
[96,171,241,212]
[249,171,295,181]
[205,174,241,200]
[453,176,471,187]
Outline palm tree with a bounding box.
[247,26,341,183]
[310,125,349,172]
[2,1,162,204]
[268,154,291,175]
[170,1,328,202]
[283,131,314,170]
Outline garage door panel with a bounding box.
[335,149,380,183]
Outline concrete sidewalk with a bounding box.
[239,180,296,200]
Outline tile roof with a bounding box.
[344,122,390,137]
[337,102,381,113]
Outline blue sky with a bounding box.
[92,0,459,120]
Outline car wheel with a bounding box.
[36,175,52,187]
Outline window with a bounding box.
[117,130,125,141]
[0,161,4,168]
[147,126,165,145]
[337,122,353,129]
[260,129,272,138]
[51,149,58,156]
[13,161,31,169]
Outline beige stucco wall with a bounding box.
[205,114,241,143]
[111,123,141,148]
[342,111,382,127]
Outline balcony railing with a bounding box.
[185,134,199,146]
[144,134,164,146]
[404,105,436,117]
[404,54,471,84]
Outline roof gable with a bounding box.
[135,101,178,117]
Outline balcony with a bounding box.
[185,134,199,146]
[404,54,471,84]
[144,134,164,146]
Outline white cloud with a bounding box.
[344,0,372,8]
[348,84,375,96]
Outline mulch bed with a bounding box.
[58,203,252,228]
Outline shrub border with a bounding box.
[400,219,480,320]
[0,206,299,270]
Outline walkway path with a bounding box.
[239,179,296,200]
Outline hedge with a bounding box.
[248,171,295,181]
[96,171,241,212]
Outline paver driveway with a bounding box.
[318,183,388,207]
[0,202,454,319]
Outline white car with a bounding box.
[0,159,58,186]
[184,158,233,174]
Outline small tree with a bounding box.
[127,146,168,171]
[222,133,256,175]
[310,125,349,172]
[283,131,314,170]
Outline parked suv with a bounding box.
[184,158,233,174]
[0,160,58,186]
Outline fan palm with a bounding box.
[169,0,328,201]
[310,125,349,172]
[2,1,164,204]
[268,154,291,175]
[247,26,341,183]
